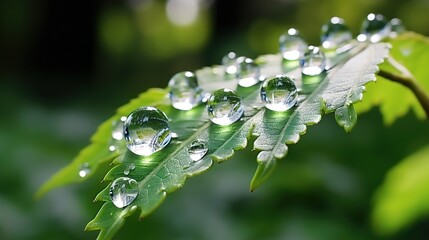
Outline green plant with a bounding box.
[36,16,429,240]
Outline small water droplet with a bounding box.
[124,169,130,175]
[279,28,308,60]
[171,132,179,138]
[300,46,326,76]
[112,116,127,140]
[236,57,260,87]
[168,71,204,110]
[123,107,172,156]
[207,88,244,126]
[78,163,91,178]
[260,75,298,112]
[109,145,116,152]
[359,13,390,43]
[188,139,208,161]
[389,18,405,38]
[110,177,139,208]
[222,52,238,75]
[321,17,352,50]
[129,163,136,170]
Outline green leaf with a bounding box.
[372,144,429,235]
[355,32,429,124]
[82,42,388,239]
[36,88,169,198]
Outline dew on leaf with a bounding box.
[260,75,298,112]
[207,88,244,126]
[389,18,405,38]
[78,163,91,178]
[321,17,352,50]
[109,177,139,208]
[168,71,204,110]
[358,13,390,43]
[236,57,260,87]
[123,107,172,156]
[279,28,308,61]
[300,46,326,76]
[188,139,208,161]
[222,52,238,76]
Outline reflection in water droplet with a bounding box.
[123,107,172,156]
[260,75,298,112]
[389,18,405,38]
[359,13,390,43]
[207,88,244,126]
[222,52,238,75]
[300,46,326,76]
[188,139,208,161]
[279,28,308,60]
[321,17,352,50]
[110,177,139,208]
[78,163,91,178]
[168,71,203,110]
[236,57,260,87]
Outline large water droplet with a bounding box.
[359,13,390,43]
[123,106,172,156]
[300,46,326,76]
[222,52,238,76]
[279,28,308,60]
[389,18,405,38]
[78,163,91,178]
[321,17,352,50]
[207,88,244,126]
[110,177,139,208]
[168,71,203,110]
[260,75,298,112]
[236,57,260,87]
[188,139,208,161]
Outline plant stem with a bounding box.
[377,69,429,118]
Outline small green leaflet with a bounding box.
[38,42,389,240]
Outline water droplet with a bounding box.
[222,52,238,75]
[168,71,204,110]
[171,132,179,138]
[129,163,136,170]
[109,145,116,152]
[110,177,139,208]
[359,13,390,43]
[300,46,326,76]
[389,18,405,38]
[188,139,208,161]
[207,88,244,126]
[236,57,260,87]
[123,106,172,156]
[111,117,126,140]
[78,163,91,178]
[260,75,298,112]
[279,28,308,60]
[124,169,130,175]
[321,17,352,50]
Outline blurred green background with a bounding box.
[1,0,429,239]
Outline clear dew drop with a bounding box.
[235,57,260,87]
[207,88,244,126]
[321,17,352,50]
[123,106,172,156]
[260,75,298,112]
[188,139,208,161]
[78,163,91,178]
[359,13,391,43]
[390,18,405,38]
[222,52,238,75]
[300,46,326,76]
[168,71,204,110]
[112,116,127,140]
[109,177,139,208]
[279,28,308,60]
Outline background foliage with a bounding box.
[1,0,429,239]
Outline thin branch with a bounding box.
[378,69,429,118]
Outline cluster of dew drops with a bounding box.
[78,14,405,209]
